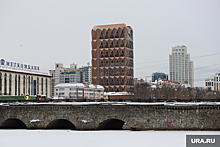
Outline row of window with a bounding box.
[173,49,185,51]
[95,28,133,40]
[57,88,103,92]
[94,40,133,49]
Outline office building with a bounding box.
[169,45,194,87]
[0,58,51,97]
[91,23,134,92]
[152,72,168,82]
[59,70,85,83]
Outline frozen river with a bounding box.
[0,130,220,147]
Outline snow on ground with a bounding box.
[0,130,220,147]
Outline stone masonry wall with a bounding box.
[0,104,219,130]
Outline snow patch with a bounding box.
[81,119,93,123]
[30,119,41,123]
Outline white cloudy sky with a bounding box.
[0,0,220,87]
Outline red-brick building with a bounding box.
[91,23,134,92]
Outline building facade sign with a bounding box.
[0,58,39,71]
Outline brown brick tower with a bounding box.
[91,23,134,92]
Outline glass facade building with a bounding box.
[152,72,168,82]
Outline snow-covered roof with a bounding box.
[55,83,104,89]
[151,85,157,88]
[55,83,85,88]
[104,92,132,96]
[0,67,51,77]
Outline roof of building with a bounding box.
[0,67,51,77]
[92,23,133,30]
[55,83,104,89]
[104,92,132,96]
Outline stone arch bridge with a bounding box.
[0,103,220,130]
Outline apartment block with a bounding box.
[169,45,194,87]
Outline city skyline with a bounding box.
[0,0,220,87]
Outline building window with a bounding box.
[31,76,33,95]
[4,73,7,95]
[59,93,64,96]
[28,76,30,95]
[9,74,12,95]
[59,88,64,91]
[23,75,25,95]
[46,78,47,96]
[0,72,2,95]
[41,78,43,95]
[15,74,17,95]
[18,75,20,96]
[37,77,39,95]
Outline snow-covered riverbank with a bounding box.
[0,130,220,147]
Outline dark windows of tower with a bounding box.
[115,50,119,57]
[120,39,125,47]
[120,28,125,38]
[115,28,119,38]
[95,30,98,37]
[110,28,115,38]
[105,29,109,39]
[100,30,104,39]
[110,40,113,48]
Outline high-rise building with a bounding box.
[169,45,194,87]
[91,23,134,92]
[79,65,92,83]
[152,72,168,82]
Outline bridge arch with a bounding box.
[97,119,129,130]
[0,118,27,129]
[46,119,76,130]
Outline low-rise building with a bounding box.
[0,58,51,97]
[151,78,180,88]
[152,72,168,82]
[205,72,220,91]
[54,83,104,99]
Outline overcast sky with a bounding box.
[0,0,220,87]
